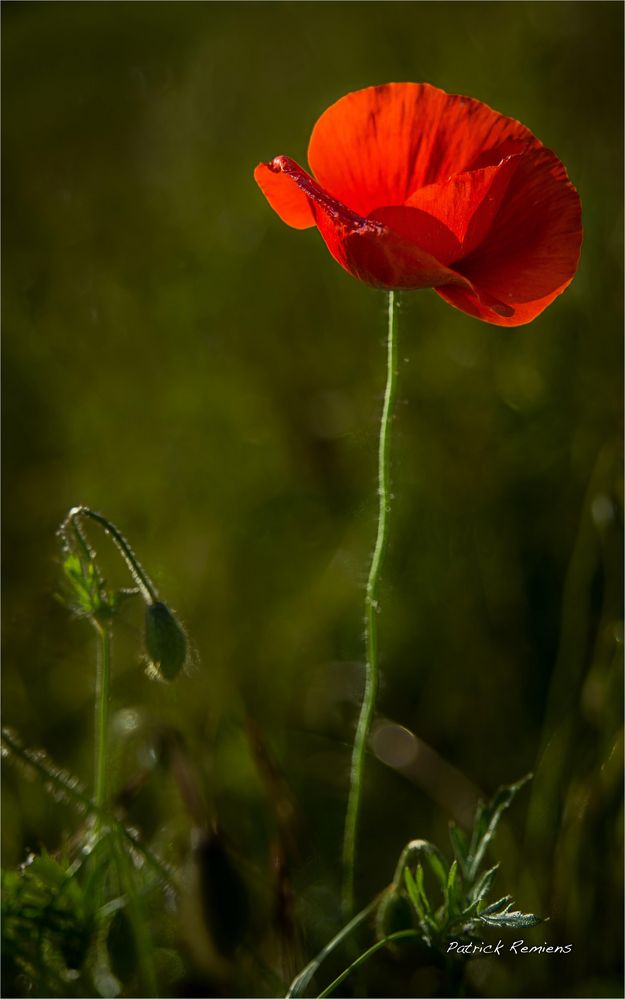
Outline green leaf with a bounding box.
[463,864,499,916]
[467,775,532,881]
[404,867,424,920]
[61,552,105,617]
[444,860,463,920]
[415,864,431,915]
[1,847,95,991]
[404,867,431,944]
[404,866,437,948]
[479,908,542,929]
[448,823,470,878]
[468,800,487,863]
[479,894,513,917]
[446,859,458,895]
[425,846,449,892]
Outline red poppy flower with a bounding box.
[254,83,582,326]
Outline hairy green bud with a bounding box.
[376,886,415,945]
[144,601,187,682]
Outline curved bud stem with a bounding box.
[64,506,159,605]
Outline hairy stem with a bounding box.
[67,506,158,604]
[1,727,174,885]
[93,621,112,836]
[342,290,399,917]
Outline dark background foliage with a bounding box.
[2,2,623,996]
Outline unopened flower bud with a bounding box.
[376,885,414,945]
[144,601,187,682]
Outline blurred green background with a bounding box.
[2,2,623,996]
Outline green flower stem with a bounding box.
[286,897,380,997]
[316,930,417,998]
[93,620,112,836]
[342,290,399,918]
[1,728,174,885]
[68,506,158,605]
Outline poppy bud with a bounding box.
[376,886,414,945]
[144,601,187,682]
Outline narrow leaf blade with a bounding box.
[479,894,513,917]
[424,847,449,892]
[448,822,470,878]
[468,775,532,881]
[479,909,542,929]
[464,864,499,915]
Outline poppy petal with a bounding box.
[368,205,462,266]
[308,83,537,217]
[438,146,582,326]
[314,207,471,291]
[254,155,471,291]
[404,155,522,258]
[435,282,567,327]
[466,138,532,171]
[254,158,316,229]
[255,86,581,323]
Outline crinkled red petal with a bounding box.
[254,160,316,229]
[434,282,572,327]
[368,205,462,266]
[438,145,583,326]
[307,83,538,216]
[254,156,473,292]
[404,154,522,259]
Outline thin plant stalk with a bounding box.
[316,930,417,998]
[93,620,112,837]
[342,290,399,917]
[1,728,174,885]
[286,897,380,997]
